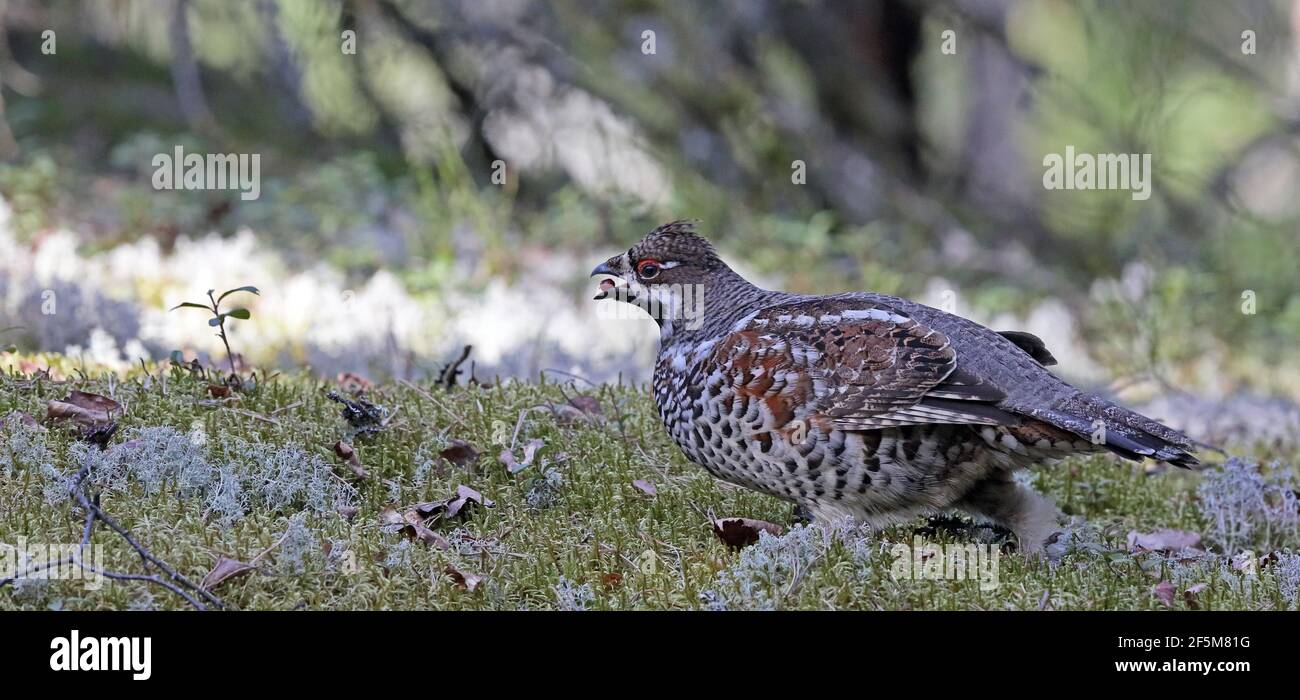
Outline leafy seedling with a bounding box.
[170,286,259,388]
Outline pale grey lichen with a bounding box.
[1197,457,1299,553]
[1274,552,1300,610]
[524,467,564,509]
[208,437,358,525]
[553,576,595,611]
[411,436,450,487]
[46,427,355,526]
[1045,517,1107,562]
[383,539,413,572]
[0,415,65,504]
[73,426,210,496]
[274,513,321,576]
[699,524,824,611]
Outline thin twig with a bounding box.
[2,463,225,609]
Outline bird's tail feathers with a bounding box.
[1033,395,1200,469]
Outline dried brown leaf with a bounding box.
[6,410,42,430]
[544,395,606,426]
[441,440,481,471]
[46,390,122,427]
[711,518,784,550]
[445,485,493,519]
[409,501,447,521]
[409,524,450,549]
[336,372,373,394]
[379,506,405,526]
[1182,582,1209,609]
[444,565,483,592]
[499,438,544,474]
[568,395,604,418]
[1152,580,1176,608]
[332,440,369,479]
[379,506,449,549]
[201,556,256,590]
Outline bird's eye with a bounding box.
[636,260,661,279]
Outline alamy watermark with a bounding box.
[50,630,151,680]
[1,536,105,590]
[1043,145,1152,201]
[152,145,261,201]
[889,536,999,591]
[595,282,706,331]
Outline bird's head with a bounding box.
[590,220,723,311]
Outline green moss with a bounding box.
[0,358,1295,610]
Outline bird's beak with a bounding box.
[591,258,631,301]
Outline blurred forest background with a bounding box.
[1,0,1299,410]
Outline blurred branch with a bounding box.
[0,0,33,159]
[166,0,216,134]
[0,89,17,159]
[0,0,39,96]
[257,0,313,129]
[367,0,503,167]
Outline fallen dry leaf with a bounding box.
[201,556,256,590]
[568,395,604,418]
[379,506,450,549]
[206,384,231,399]
[1183,582,1209,610]
[1152,580,1176,608]
[408,500,447,521]
[332,441,369,479]
[544,395,606,426]
[632,479,657,497]
[499,438,544,474]
[441,440,481,471]
[411,524,450,549]
[381,486,494,549]
[444,565,483,592]
[337,505,359,520]
[1127,528,1202,553]
[445,485,493,519]
[711,518,783,550]
[6,410,43,431]
[601,572,624,588]
[46,390,122,427]
[5,408,44,429]
[336,372,373,394]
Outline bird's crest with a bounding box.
[632,219,720,267]
[646,219,702,237]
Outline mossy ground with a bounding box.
[1,356,1297,611]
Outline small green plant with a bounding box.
[170,286,259,385]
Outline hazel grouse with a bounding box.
[592,221,1197,552]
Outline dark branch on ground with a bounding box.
[0,461,224,610]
